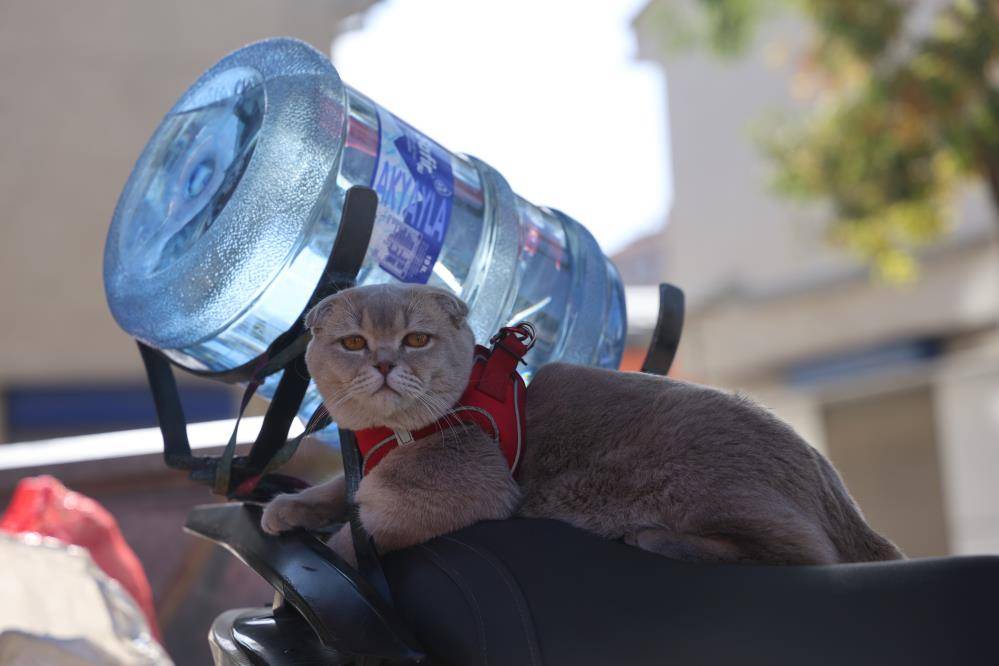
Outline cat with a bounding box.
[261,283,903,566]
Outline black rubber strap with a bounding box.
[179,186,379,385]
[307,187,378,313]
[340,427,394,606]
[139,186,379,497]
[139,342,203,469]
[641,283,685,377]
[230,186,377,492]
[246,354,313,471]
[213,373,265,494]
[226,403,332,501]
[254,404,332,479]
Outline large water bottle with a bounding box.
[104,38,626,427]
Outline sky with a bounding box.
[332,0,673,254]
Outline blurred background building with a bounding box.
[618,0,999,560]
[1,0,997,663]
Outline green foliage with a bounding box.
[649,0,999,281]
[644,0,776,56]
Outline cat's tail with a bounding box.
[816,454,906,563]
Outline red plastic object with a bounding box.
[0,475,162,641]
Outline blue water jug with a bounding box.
[103,38,626,426]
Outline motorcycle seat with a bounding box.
[384,518,999,666]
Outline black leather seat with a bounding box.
[384,518,999,666]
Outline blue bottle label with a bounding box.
[369,110,453,283]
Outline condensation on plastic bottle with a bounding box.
[104,38,626,433]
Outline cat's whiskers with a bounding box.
[375,371,450,441]
[317,386,351,412]
[416,392,466,446]
[389,372,440,420]
[321,392,355,419]
[321,374,378,422]
[413,392,449,427]
[303,403,330,432]
[412,393,461,448]
[390,375,455,444]
[408,394,439,430]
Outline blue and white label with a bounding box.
[369,110,453,283]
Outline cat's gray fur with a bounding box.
[262,284,903,565]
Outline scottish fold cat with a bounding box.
[262,284,902,565]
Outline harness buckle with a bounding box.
[490,321,537,348]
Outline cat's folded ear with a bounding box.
[304,295,336,332]
[428,288,469,329]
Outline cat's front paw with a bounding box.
[260,493,332,535]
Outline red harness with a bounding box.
[354,323,535,476]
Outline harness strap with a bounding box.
[479,324,534,399]
[355,322,535,476]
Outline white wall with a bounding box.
[935,354,999,555]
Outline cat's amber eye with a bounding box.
[403,332,431,348]
[340,335,367,351]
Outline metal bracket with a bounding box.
[640,283,685,376]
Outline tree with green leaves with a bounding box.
[648,0,999,281]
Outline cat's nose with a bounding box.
[375,361,396,377]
